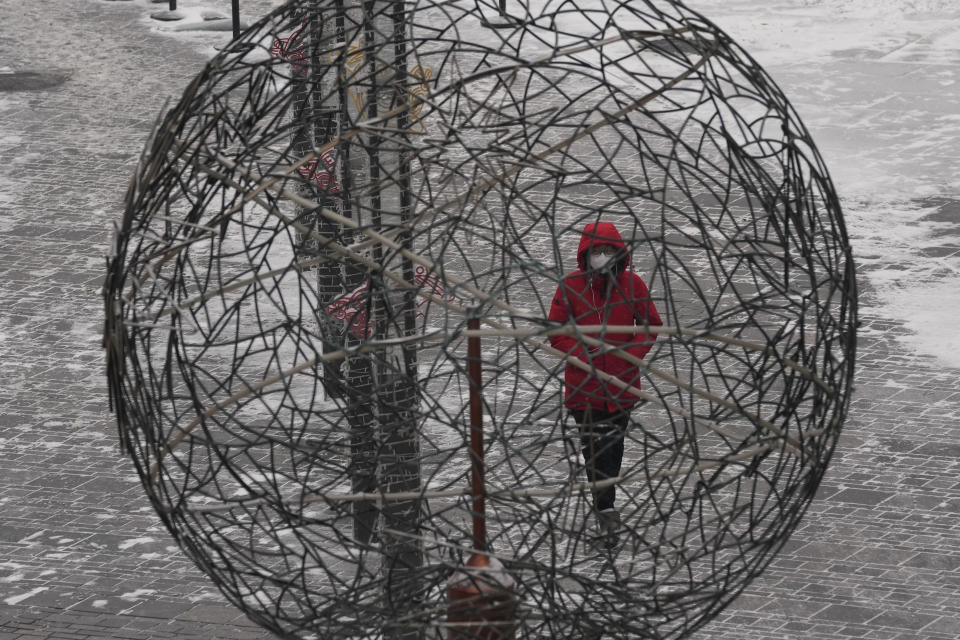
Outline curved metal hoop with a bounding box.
[103,1,857,638]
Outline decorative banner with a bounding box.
[296,147,340,193]
[271,21,308,74]
[325,280,372,338]
[272,25,433,128]
[407,64,433,132]
[325,265,459,338]
[413,264,457,327]
[338,44,433,130]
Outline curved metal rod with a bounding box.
[173,440,784,514]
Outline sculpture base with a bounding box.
[480,16,518,29]
[447,554,517,639]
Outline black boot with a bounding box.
[597,508,620,548]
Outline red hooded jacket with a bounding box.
[548,222,662,411]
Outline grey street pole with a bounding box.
[232,0,240,39]
[363,3,423,637]
[289,1,423,631]
[338,2,424,636]
[480,0,516,28]
[150,0,183,21]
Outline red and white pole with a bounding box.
[468,316,487,554]
[446,317,517,639]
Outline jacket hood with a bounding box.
[576,222,630,272]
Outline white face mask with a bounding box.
[589,252,612,271]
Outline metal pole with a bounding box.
[467,317,487,552]
[447,318,516,640]
[151,0,181,22]
[232,0,240,39]
[353,2,423,637]
[480,0,514,29]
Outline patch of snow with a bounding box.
[0,572,26,584]
[866,257,960,367]
[17,530,44,544]
[119,537,156,550]
[0,115,26,233]
[0,174,22,232]
[684,0,960,369]
[138,3,260,56]
[688,0,960,65]
[4,587,47,606]
[119,588,157,601]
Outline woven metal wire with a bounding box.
[103,1,857,638]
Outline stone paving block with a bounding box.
[44,632,87,640]
[0,524,40,543]
[178,604,245,624]
[911,441,960,459]
[101,629,159,640]
[921,616,960,635]
[902,552,960,572]
[67,596,131,615]
[791,541,862,560]
[118,598,200,620]
[223,627,278,640]
[832,487,896,506]
[868,609,941,631]
[761,597,829,619]
[111,616,168,632]
[781,619,813,632]
[73,476,130,494]
[74,615,129,630]
[815,604,881,624]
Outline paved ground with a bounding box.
[1,1,958,639]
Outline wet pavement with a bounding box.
[1,0,959,639]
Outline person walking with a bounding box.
[548,221,662,547]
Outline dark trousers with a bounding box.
[569,407,629,511]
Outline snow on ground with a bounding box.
[687,0,960,67]
[4,587,49,606]
[0,95,25,233]
[138,0,960,368]
[688,0,960,369]
[117,537,157,550]
[126,0,276,58]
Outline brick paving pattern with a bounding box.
[1,0,958,638]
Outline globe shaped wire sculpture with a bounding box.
[103,1,857,638]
